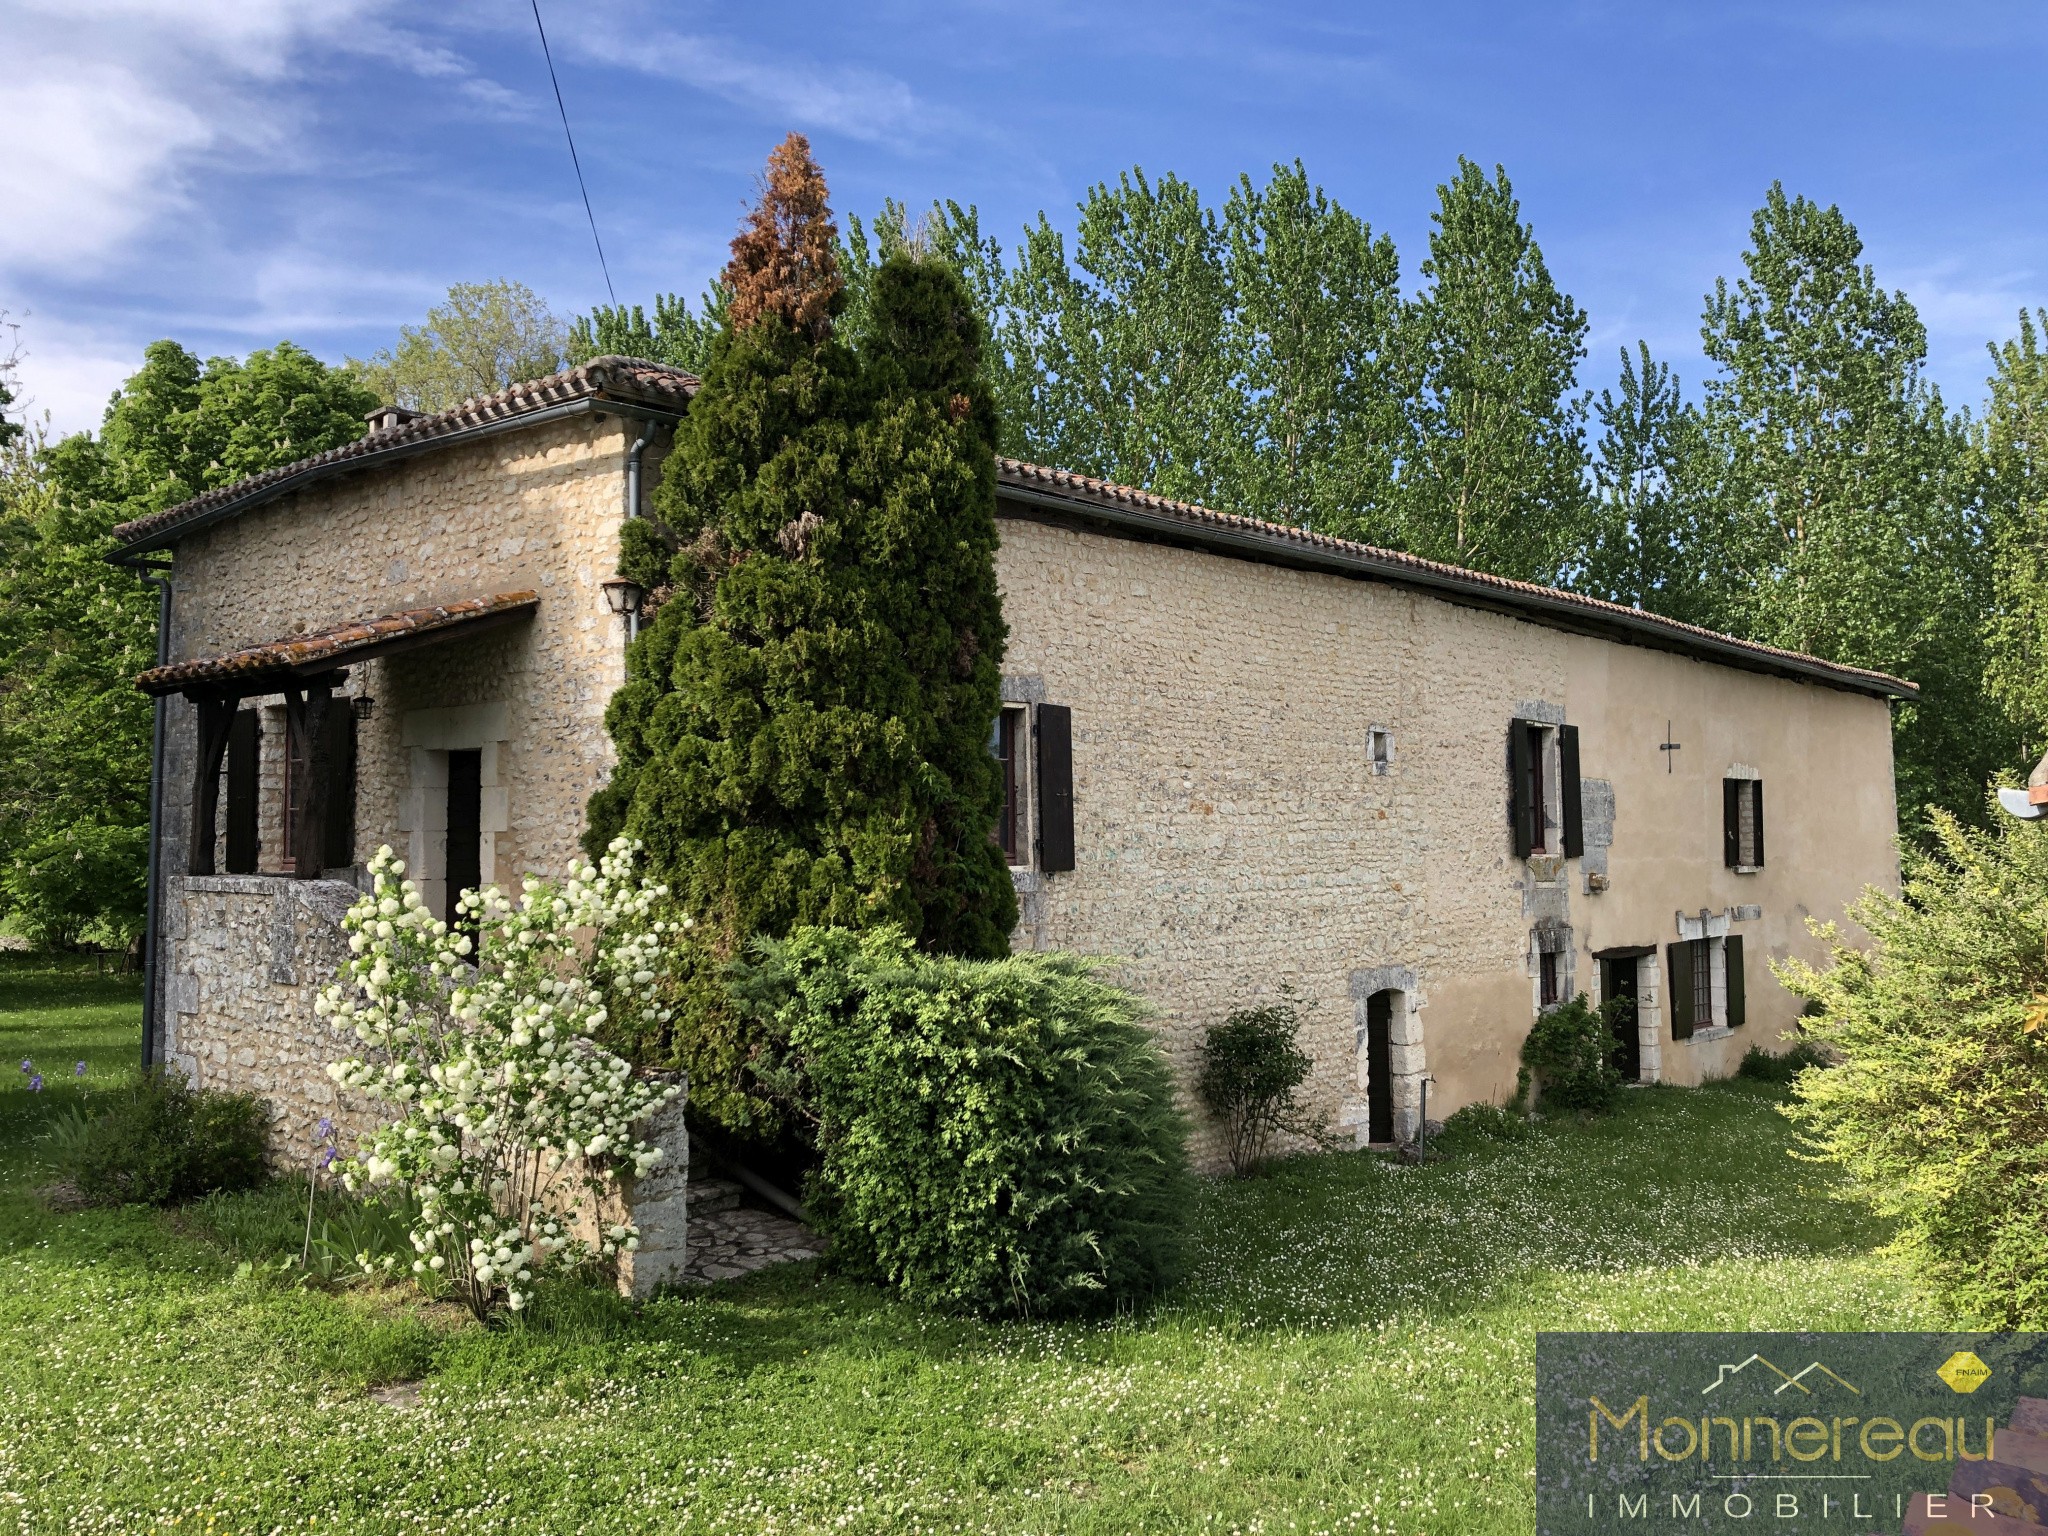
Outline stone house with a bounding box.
[111,357,1909,1174]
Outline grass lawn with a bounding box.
[0,957,1951,1535]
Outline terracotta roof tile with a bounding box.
[994,459,1917,699]
[137,591,539,696]
[111,357,697,551]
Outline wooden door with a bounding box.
[1601,958,1641,1082]
[1366,991,1394,1144]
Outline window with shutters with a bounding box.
[991,706,1027,864]
[1508,719,1583,862]
[1724,777,1764,870]
[1666,933,1747,1038]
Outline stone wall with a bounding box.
[162,874,690,1294]
[152,414,671,1050]
[990,513,1901,1164]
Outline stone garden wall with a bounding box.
[161,873,691,1295]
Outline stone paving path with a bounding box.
[682,1177,827,1284]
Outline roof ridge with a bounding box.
[994,458,1916,697]
[112,358,699,551]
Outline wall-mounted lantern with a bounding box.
[1997,748,2048,821]
[600,575,645,642]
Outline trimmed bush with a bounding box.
[1196,990,1323,1176]
[45,1067,268,1206]
[1519,994,1623,1114]
[1432,1101,1531,1154]
[734,925,1190,1318]
[1735,1041,1833,1084]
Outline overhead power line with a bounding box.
[528,0,617,306]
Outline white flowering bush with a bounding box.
[321,839,686,1320]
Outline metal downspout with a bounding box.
[135,565,172,1069]
[623,421,656,643]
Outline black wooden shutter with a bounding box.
[1723,778,1742,867]
[1725,936,1746,1028]
[322,708,357,870]
[1667,942,1695,1039]
[1035,704,1074,873]
[1751,781,1764,868]
[1508,721,1534,859]
[224,709,260,875]
[1559,723,1583,858]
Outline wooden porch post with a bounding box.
[283,677,337,880]
[184,692,237,876]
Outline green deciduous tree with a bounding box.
[1579,343,1720,623]
[1003,170,1232,503]
[348,280,567,411]
[1694,185,2012,833]
[566,285,728,375]
[1982,309,2048,752]
[586,135,1013,1135]
[1398,159,1591,582]
[0,339,376,948]
[1213,161,1406,540]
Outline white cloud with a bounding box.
[0,0,510,276]
[561,18,923,145]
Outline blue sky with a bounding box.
[4,0,2045,440]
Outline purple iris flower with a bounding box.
[17,1058,29,1074]
[28,1074,43,1093]
[73,1061,87,1078]
[320,1146,339,1170]
[317,1117,334,1141]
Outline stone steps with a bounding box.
[687,1176,742,1214]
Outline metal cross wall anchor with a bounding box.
[1659,720,1682,773]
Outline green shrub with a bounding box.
[1519,994,1623,1114]
[734,925,1190,1318]
[45,1067,268,1206]
[1196,989,1324,1176]
[1432,1101,1531,1153]
[1736,1040,1834,1084]
[1780,809,2048,1325]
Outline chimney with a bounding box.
[364,404,425,437]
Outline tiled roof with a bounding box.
[111,357,698,551]
[995,459,1918,700]
[137,591,539,696]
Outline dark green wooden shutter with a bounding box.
[1723,778,1742,867]
[1035,704,1074,873]
[1667,942,1695,1039]
[1509,721,1534,858]
[1751,781,1764,868]
[1559,723,1583,858]
[1725,935,1746,1028]
[224,709,260,875]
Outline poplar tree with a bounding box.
[1579,343,1720,623]
[1399,159,1591,582]
[1213,161,1405,541]
[1695,185,2009,831]
[588,135,1013,1131]
[1981,310,2048,751]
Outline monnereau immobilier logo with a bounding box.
[1536,1333,2048,1533]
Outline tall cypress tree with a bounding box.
[589,135,1013,1130]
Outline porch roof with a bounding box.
[136,590,539,698]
